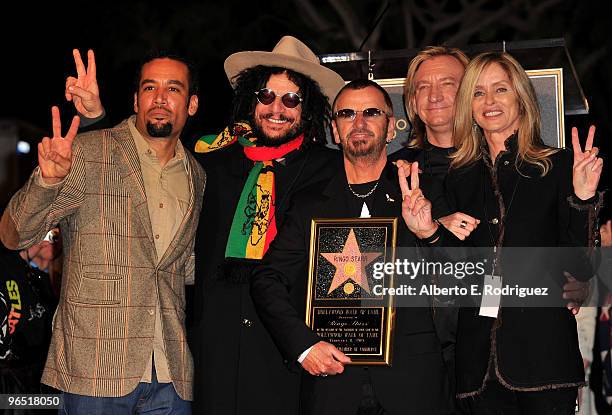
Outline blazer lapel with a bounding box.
[372,163,403,217]
[111,121,157,263]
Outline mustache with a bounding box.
[148,105,171,115]
[347,128,375,139]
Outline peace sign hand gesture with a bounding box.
[65,49,104,118]
[572,126,603,200]
[398,161,438,240]
[38,106,80,185]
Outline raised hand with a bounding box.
[572,126,603,200]
[38,106,80,184]
[65,49,104,118]
[392,159,423,174]
[300,341,351,377]
[438,212,480,241]
[393,159,412,173]
[398,161,437,239]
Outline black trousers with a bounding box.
[458,379,577,415]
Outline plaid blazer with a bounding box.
[0,119,206,400]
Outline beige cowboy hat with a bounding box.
[224,35,345,104]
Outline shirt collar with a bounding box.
[480,131,519,158]
[128,115,186,166]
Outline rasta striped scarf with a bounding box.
[195,122,304,259]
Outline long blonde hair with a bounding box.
[450,51,558,175]
[403,46,469,148]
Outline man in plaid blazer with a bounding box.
[0,52,205,413]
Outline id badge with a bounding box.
[479,274,502,318]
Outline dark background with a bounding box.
[1,0,609,215]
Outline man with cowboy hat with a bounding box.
[190,36,345,415]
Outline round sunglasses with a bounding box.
[333,108,390,121]
[254,88,303,108]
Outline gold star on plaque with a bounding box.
[321,229,382,294]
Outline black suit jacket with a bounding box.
[189,144,341,415]
[446,144,598,396]
[251,161,452,415]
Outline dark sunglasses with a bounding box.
[333,108,390,121]
[254,88,303,108]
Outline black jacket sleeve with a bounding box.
[556,150,601,280]
[78,110,112,132]
[250,200,320,362]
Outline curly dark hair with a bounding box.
[229,65,331,147]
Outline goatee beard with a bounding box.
[252,117,304,147]
[344,128,387,162]
[146,122,173,138]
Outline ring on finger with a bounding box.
[460,220,467,229]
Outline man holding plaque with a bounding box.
[190,37,346,415]
[251,79,452,415]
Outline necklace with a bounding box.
[347,181,379,198]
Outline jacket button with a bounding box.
[242,318,253,328]
[148,309,155,316]
[503,160,509,166]
[491,218,499,225]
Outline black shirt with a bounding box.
[0,249,55,367]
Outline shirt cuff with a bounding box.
[34,167,66,188]
[297,346,313,364]
[568,191,604,207]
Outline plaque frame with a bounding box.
[322,38,583,152]
[305,218,398,365]
[525,68,565,148]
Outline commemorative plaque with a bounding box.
[305,218,397,365]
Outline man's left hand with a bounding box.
[65,49,104,118]
[398,161,437,240]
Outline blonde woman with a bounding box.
[446,51,603,414]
